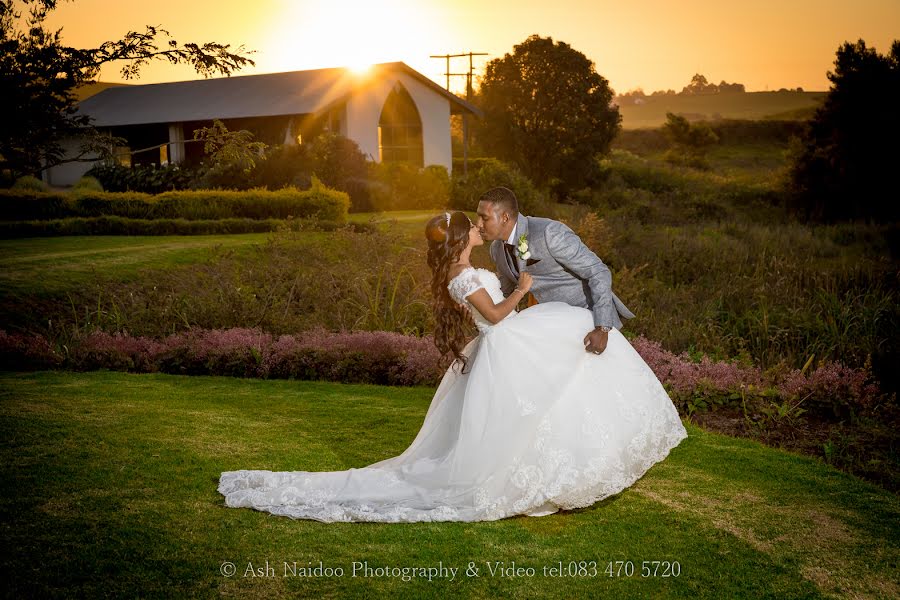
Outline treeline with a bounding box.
[616,73,806,102]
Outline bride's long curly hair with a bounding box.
[425,211,475,372]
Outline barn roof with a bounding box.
[75,62,481,127]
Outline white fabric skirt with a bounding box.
[219,302,688,522]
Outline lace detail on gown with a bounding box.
[447,267,515,333]
[218,268,689,523]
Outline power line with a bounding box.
[429,52,488,176]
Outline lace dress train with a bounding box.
[218,267,688,522]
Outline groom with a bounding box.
[475,186,635,355]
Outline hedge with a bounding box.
[0,180,349,223]
[0,216,373,238]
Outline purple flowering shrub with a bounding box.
[630,335,883,420]
[0,328,886,419]
[51,327,442,387]
[0,330,63,370]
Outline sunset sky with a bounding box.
[41,0,900,95]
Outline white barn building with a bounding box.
[43,62,480,186]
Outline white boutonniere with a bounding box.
[516,233,531,260]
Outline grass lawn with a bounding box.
[0,212,443,298]
[0,233,276,297]
[1,371,897,599]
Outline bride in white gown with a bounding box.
[218,212,688,522]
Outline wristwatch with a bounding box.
[596,326,612,333]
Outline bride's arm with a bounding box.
[465,272,532,324]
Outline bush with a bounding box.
[450,158,554,216]
[0,216,368,238]
[662,113,719,169]
[308,133,371,211]
[72,175,104,192]
[11,175,47,192]
[58,327,444,387]
[0,180,349,222]
[251,144,314,190]
[87,163,197,194]
[2,327,887,417]
[368,162,450,211]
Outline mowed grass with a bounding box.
[1,371,897,599]
[0,234,275,296]
[0,212,439,298]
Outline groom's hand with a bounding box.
[583,328,609,355]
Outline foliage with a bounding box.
[614,119,803,156]
[450,157,555,217]
[249,143,313,190]
[191,119,268,189]
[680,73,746,95]
[0,0,255,179]
[71,175,103,192]
[86,162,197,193]
[0,327,887,421]
[307,132,371,210]
[0,182,349,222]
[662,113,719,168]
[11,174,47,191]
[787,38,900,222]
[0,216,364,238]
[473,34,621,195]
[368,162,450,212]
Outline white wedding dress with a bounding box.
[219,267,688,522]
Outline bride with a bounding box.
[218,212,688,522]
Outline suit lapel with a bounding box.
[513,213,529,273]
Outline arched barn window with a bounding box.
[378,83,424,167]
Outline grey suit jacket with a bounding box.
[490,213,635,329]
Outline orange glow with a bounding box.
[265,0,441,76]
[42,0,900,94]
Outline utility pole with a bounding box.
[430,52,487,176]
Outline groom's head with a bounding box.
[476,187,519,242]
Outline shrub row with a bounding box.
[0,180,349,222]
[0,216,371,238]
[0,327,886,420]
[0,328,442,387]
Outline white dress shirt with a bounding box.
[505,224,517,246]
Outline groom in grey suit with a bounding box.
[475,186,635,355]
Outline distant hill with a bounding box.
[616,91,826,129]
[74,81,131,102]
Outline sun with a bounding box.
[265,0,439,73]
[347,61,373,75]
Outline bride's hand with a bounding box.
[517,271,533,293]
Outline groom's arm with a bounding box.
[544,221,617,329]
[490,242,517,297]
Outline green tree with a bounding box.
[681,73,717,95]
[0,0,255,180]
[193,119,267,173]
[787,38,900,222]
[662,112,719,168]
[473,34,621,195]
[191,119,267,189]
